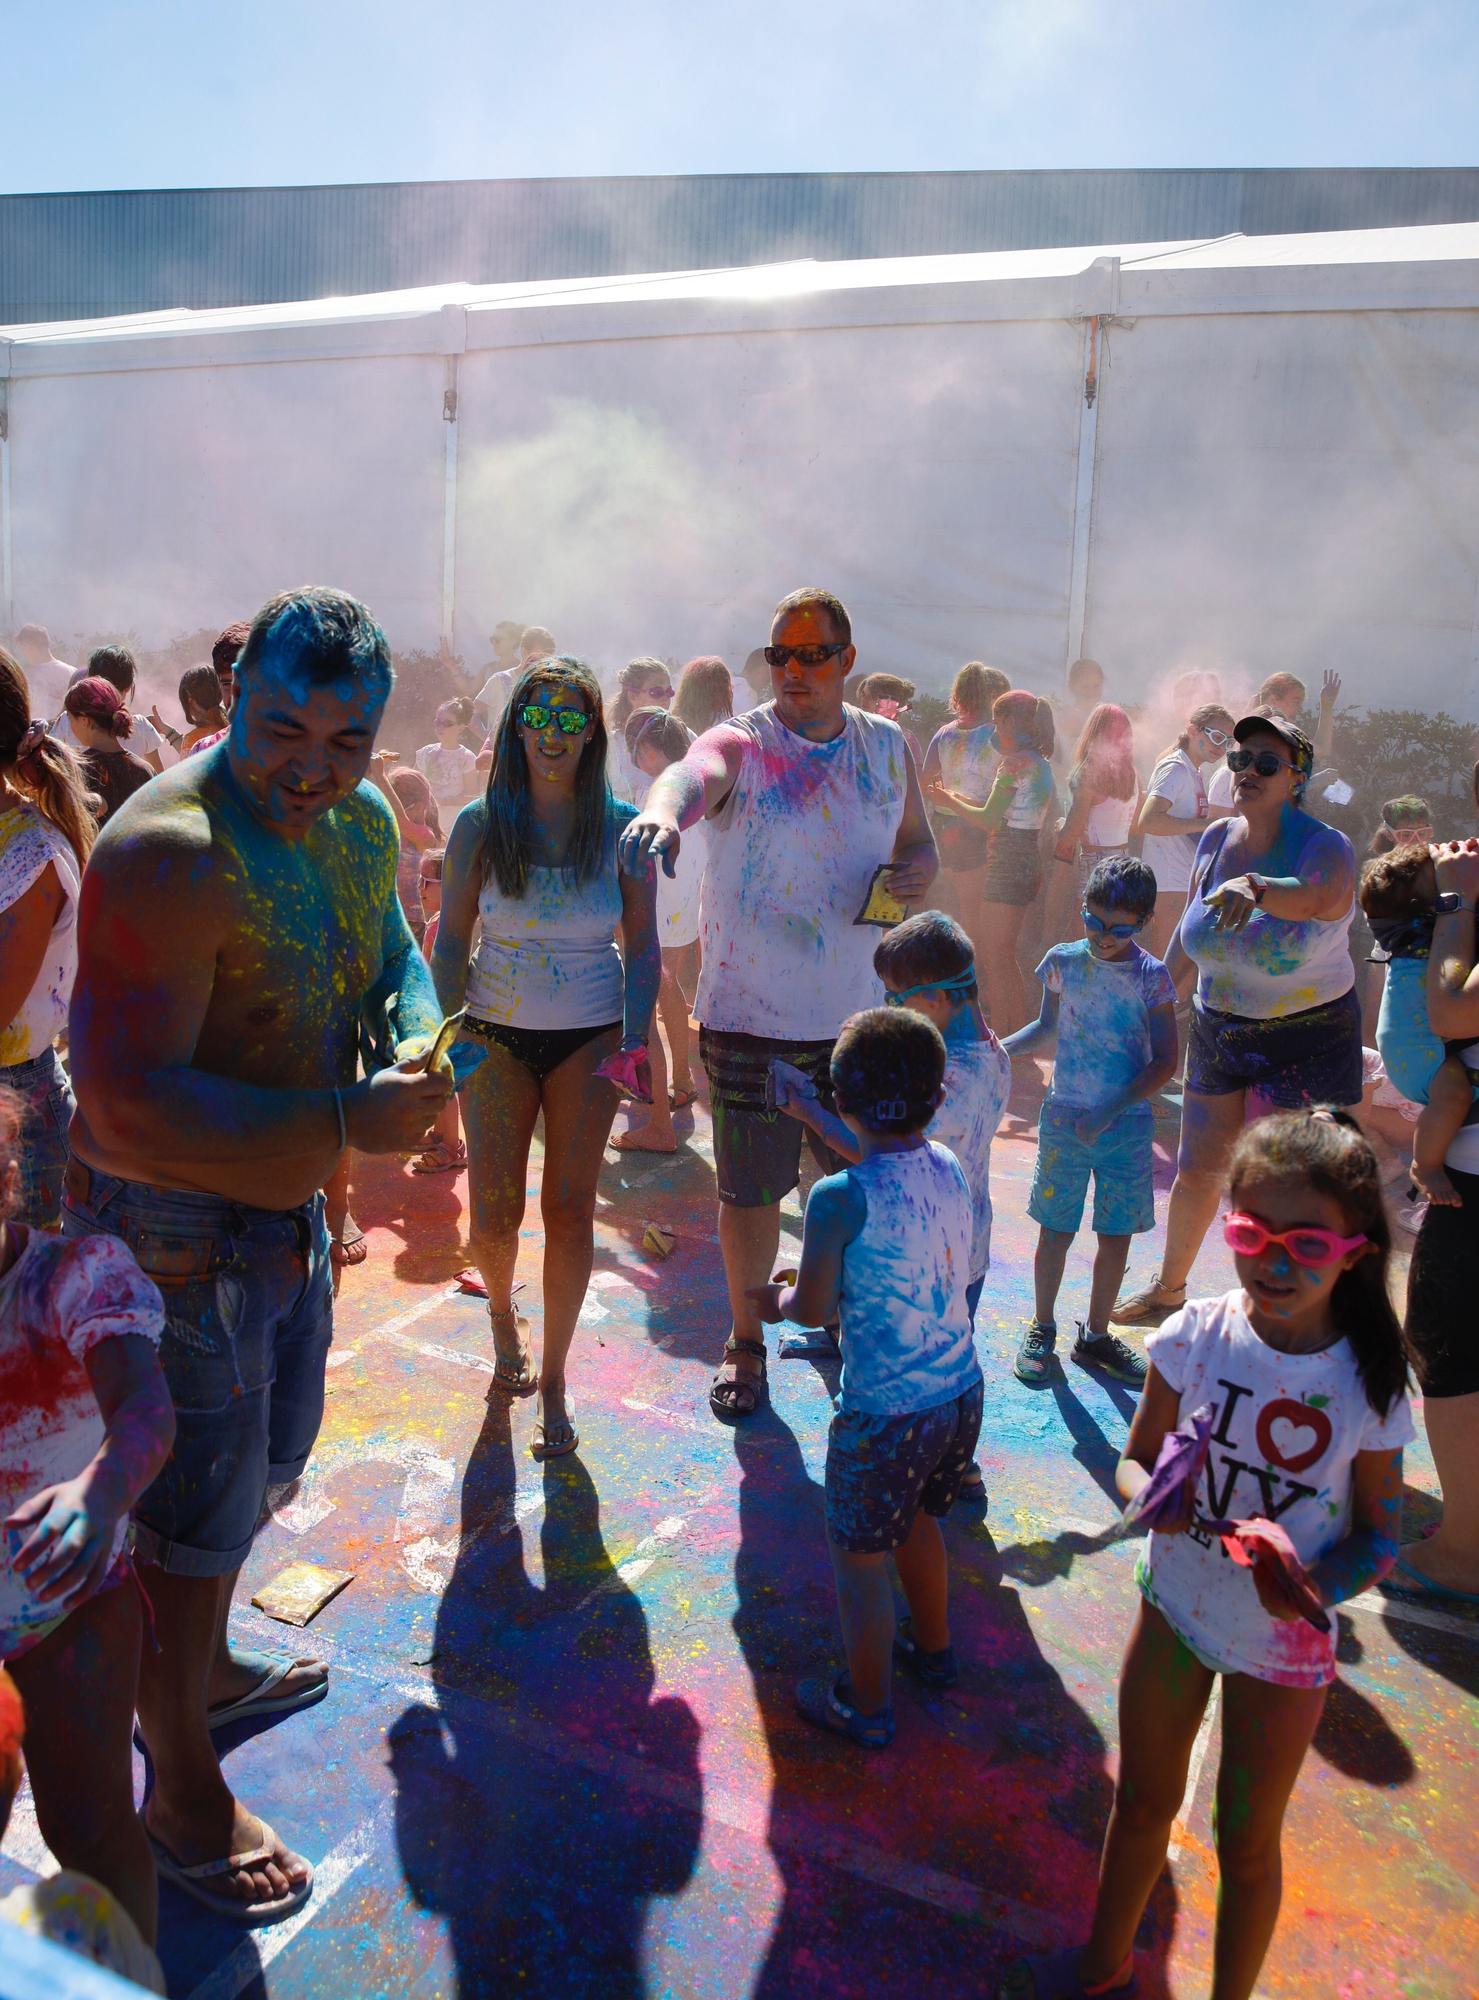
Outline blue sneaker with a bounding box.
[1071,1323,1147,1386]
[794,1672,894,1749]
[1014,1318,1057,1385]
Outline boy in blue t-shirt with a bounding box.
[1003,856,1178,1387]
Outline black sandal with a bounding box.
[709,1335,769,1422]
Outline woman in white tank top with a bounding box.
[431,659,662,1461]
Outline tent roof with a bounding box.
[5,220,1479,365]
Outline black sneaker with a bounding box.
[1072,1322,1148,1386]
[894,1616,959,1689]
[1014,1318,1057,1385]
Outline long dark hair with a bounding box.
[1229,1109,1408,1418]
[610,656,669,733]
[0,650,96,868]
[1070,702,1136,802]
[480,657,612,897]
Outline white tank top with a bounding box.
[695,703,907,1040]
[1082,790,1136,849]
[837,1142,982,1417]
[464,814,627,1029]
[1181,816,1356,1020]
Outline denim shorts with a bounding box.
[1028,1102,1156,1237]
[61,1160,334,1577]
[2,1047,74,1229]
[1187,989,1363,1107]
[826,1380,984,1554]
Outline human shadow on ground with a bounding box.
[389,1400,702,1998]
[348,1149,468,1284]
[729,1412,1180,1998]
[1046,1372,1132,1507]
[1308,1620,1416,1787]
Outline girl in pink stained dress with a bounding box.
[0,1087,176,1949]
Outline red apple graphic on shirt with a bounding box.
[1256,1400,1333,1476]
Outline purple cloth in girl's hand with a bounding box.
[595,1047,653,1104]
[1117,1404,1215,1535]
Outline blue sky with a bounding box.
[7,0,1477,191]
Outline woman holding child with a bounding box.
[433,657,661,1460]
[1391,822,1479,1601]
[1114,713,1360,1328]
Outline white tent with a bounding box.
[3,221,1477,715]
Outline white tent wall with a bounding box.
[1083,306,1479,716]
[453,315,1086,681]
[2,226,1477,723]
[3,351,447,648]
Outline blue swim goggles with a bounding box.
[1081,907,1143,939]
[884,970,977,1006]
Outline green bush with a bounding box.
[1326,705,1477,838]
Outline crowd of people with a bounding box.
[0,590,1476,1999]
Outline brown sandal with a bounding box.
[709,1335,769,1422]
[486,1306,536,1399]
[1109,1280,1187,1327]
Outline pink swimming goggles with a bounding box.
[1223,1211,1368,1270]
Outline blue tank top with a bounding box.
[835,1141,981,1417]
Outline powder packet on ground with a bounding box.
[251,1562,354,1627]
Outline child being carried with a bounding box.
[1359,843,1478,1207]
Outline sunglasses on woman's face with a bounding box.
[1082,908,1142,938]
[518,702,590,736]
[1223,1211,1368,1269]
[644,683,674,701]
[763,643,847,669]
[1227,747,1298,779]
[1203,727,1232,751]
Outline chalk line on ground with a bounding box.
[184,1802,392,2000]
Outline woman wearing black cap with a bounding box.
[1115,713,1360,1325]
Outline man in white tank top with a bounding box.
[621,588,938,1421]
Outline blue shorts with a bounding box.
[2,1047,74,1229]
[825,1380,984,1554]
[1028,1103,1155,1237]
[61,1160,333,1578]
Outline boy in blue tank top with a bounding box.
[750,1009,983,1749]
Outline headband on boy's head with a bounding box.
[884,969,976,1007]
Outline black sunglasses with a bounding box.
[518,702,590,736]
[763,643,847,669]
[1227,747,1299,779]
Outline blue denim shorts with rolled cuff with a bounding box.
[2,1046,75,1229]
[61,1159,333,1579]
[1027,1102,1156,1238]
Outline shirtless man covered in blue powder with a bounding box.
[622,586,938,1423]
[63,588,451,1923]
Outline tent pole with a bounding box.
[440,352,461,650]
[1064,313,1100,676]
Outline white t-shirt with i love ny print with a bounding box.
[1138,1290,1413,1687]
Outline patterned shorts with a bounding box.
[825,1381,985,1554]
